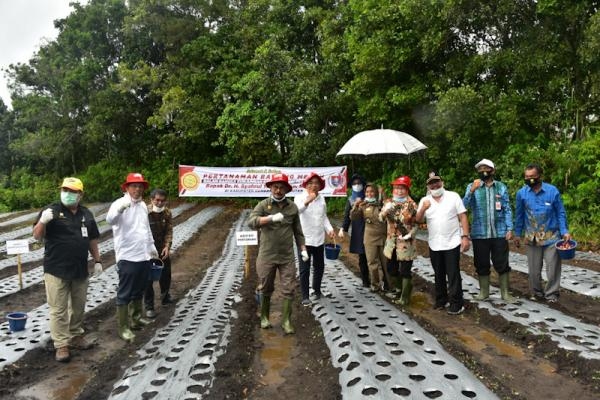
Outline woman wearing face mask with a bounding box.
[379,176,418,305]
[350,183,388,293]
[339,174,370,287]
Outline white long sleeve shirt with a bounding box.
[106,193,156,262]
[294,190,334,247]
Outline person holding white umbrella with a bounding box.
[339,174,370,288]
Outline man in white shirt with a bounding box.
[294,172,335,306]
[106,172,158,342]
[416,171,471,315]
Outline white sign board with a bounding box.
[236,231,258,246]
[178,165,348,197]
[6,239,30,255]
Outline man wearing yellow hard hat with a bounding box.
[33,177,102,362]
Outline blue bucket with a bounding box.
[149,259,164,281]
[6,312,28,332]
[555,240,577,260]
[324,244,341,260]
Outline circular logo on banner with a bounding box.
[181,172,200,192]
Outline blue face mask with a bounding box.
[393,196,407,203]
[365,197,376,203]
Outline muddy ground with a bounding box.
[0,202,599,399]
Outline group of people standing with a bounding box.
[34,173,174,362]
[35,161,571,356]
[250,159,571,333]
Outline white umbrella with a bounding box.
[336,129,427,157]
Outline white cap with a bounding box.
[474,158,495,170]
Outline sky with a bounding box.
[0,0,88,108]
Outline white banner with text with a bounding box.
[178,165,348,197]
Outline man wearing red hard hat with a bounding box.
[248,173,307,334]
[106,172,159,342]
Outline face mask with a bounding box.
[430,187,445,198]
[478,171,493,181]
[61,191,79,207]
[271,194,286,202]
[393,196,407,203]
[524,178,540,187]
[352,184,363,192]
[152,205,165,213]
[365,197,376,203]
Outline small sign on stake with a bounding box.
[236,231,258,246]
[6,239,30,290]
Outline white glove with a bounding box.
[150,246,159,259]
[338,228,345,238]
[401,233,412,240]
[116,197,131,213]
[383,202,394,212]
[301,250,309,262]
[93,262,103,277]
[39,208,54,224]
[271,212,284,222]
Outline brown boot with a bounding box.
[55,346,71,362]
[69,335,94,350]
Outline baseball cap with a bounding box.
[426,170,442,184]
[61,177,84,192]
[474,159,495,170]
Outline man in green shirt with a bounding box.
[248,173,307,334]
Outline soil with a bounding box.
[1,202,599,400]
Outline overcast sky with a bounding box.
[0,0,88,108]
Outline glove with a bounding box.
[401,233,412,240]
[93,262,103,277]
[301,250,309,262]
[383,202,394,212]
[116,197,131,213]
[271,212,284,222]
[338,228,345,238]
[39,208,54,224]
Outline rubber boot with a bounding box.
[117,305,135,342]
[130,299,152,330]
[499,272,516,303]
[281,298,295,334]
[398,278,413,306]
[260,295,272,329]
[475,275,490,300]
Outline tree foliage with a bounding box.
[0,0,599,243]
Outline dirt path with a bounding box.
[1,202,599,399]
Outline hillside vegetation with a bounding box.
[0,0,599,246]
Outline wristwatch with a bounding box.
[461,235,470,240]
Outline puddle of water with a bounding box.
[479,330,524,359]
[408,292,430,313]
[258,324,296,386]
[17,364,90,400]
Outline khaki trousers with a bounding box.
[256,260,296,299]
[365,242,388,289]
[44,273,88,348]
